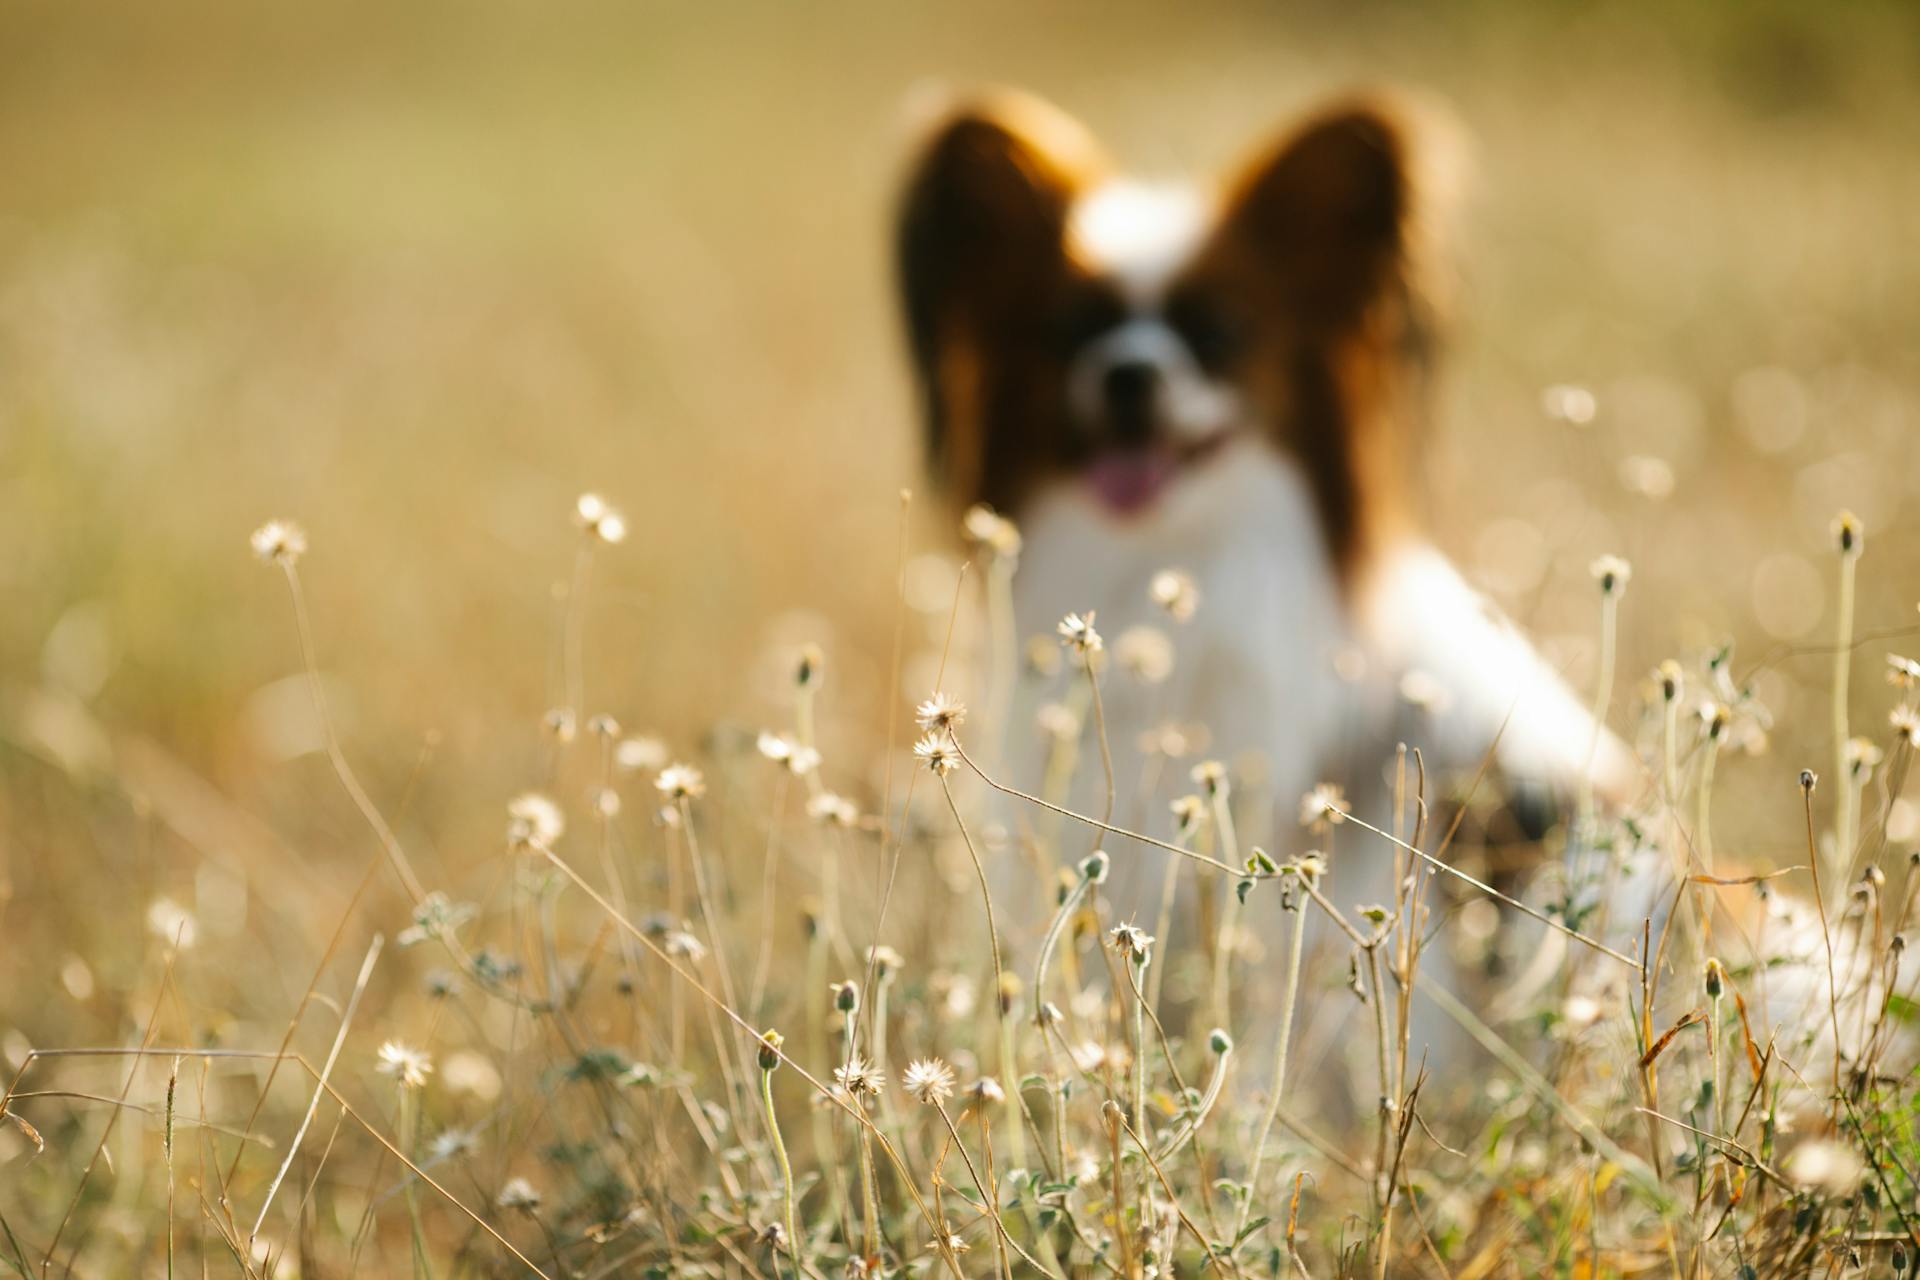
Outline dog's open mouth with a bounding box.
[1085,432,1237,516]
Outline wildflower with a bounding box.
[834,1055,884,1098]
[496,1176,542,1212]
[1831,510,1864,558]
[1657,659,1683,703]
[913,733,958,776]
[1589,554,1631,596]
[376,1041,433,1090]
[1115,626,1175,683]
[962,504,1022,559]
[586,713,620,739]
[428,1127,480,1162]
[969,1076,1005,1106]
[831,980,860,1014]
[1698,701,1731,741]
[1190,759,1228,796]
[1149,568,1199,622]
[1169,794,1207,836]
[1889,654,1920,691]
[662,930,707,962]
[1893,706,1920,748]
[756,732,820,776]
[1057,612,1103,654]
[866,945,904,982]
[614,735,669,772]
[655,763,706,800]
[996,972,1023,1016]
[1296,851,1329,881]
[806,791,858,826]
[1704,957,1724,999]
[591,786,620,818]
[915,691,967,732]
[146,898,198,950]
[901,1057,957,1105]
[1846,737,1884,782]
[249,519,307,565]
[397,892,477,947]
[542,707,577,743]
[1209,1028,1234,1055]
[574,493,627,545]
[1300,783,1350,830]
[1108,923,1155,963]
[931,1232,971,1257]
[793,644,825,690]
[507,792,565,850]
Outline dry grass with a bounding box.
[5,2,1920,1276]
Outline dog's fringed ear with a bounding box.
[1215,98,1431,332]
[897,93,1107,510]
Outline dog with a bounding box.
[897,89,1636,925]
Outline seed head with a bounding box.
[496,1176,542,1212]
[1888,654,1920,691]
[614,735,669,772]
[1190,760,1228,797]
[542,706,577,743]
[655,763,706,800]
[1893,706,1920,749]
[1300,783,1350,831]
[969,1076,1005,1106]
[1589,554,1632,596]
[962,504,1023,559]
[901,1057,957,1105]
[833,1054,884,1098]
[1108,923,1155,964]
[806,791,858,826]
[507,792,566,850]
[831,979,860,1014]
[756,732,820,776]
[1170,794,1208,836]
[1149,568,1200,622]
[793,644,825,690]
[376,1041,434,1090]
[866,945,904,982]
[1657,660,1683,703]
[1208,1028,1234,1055]
[915,691,967,732]
[1846,737,1884,781]
[1079,849,1110,884]
[1704,956,1724,999]
[249,519,308,565]
[913,732,958,775]
[1057,612,1103,654]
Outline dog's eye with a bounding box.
[1167,297,1245,371]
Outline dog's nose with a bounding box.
[1102,360,1159,444]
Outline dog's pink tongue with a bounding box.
[1087,450,1174,515]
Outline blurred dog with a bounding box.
[897,90,1635,924]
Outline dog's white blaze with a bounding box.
[1066,180,1207,304]
[1066,318,1241,442]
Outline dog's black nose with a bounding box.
[1102,361,1159,444]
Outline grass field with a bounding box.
[4,2,1920,1275]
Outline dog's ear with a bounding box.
[897,92,1107,510]
[1214,98,1430,332]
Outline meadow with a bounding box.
[3,1,1920,1275]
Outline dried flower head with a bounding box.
[806,791,858,826]
[249,519,308,565]
[574,493,627,544]
[542,707,577,743]
[913,732,958,776]
[1108,923,1155,963]
[1169,794,1208,836]
[614,735,669,772]
[1114,626,1175,683]
[962,504,1022,559]
[376,1041,434,1090]
[587,713,620,739]
[1057,612,1103,654]
[507,792,565,850]
[915,691,967,732]
[1589,554,1632,596]
[1893,706,1920,749]
[755,732,820,776]
[969,1076,1005,1106]
[1832,510,1864,558]
[1846,737,1884,780]
[1657,659,1684,703]
[496,1176,542,1212]
[1149,568,1199,622]
[655,763,706,800]
[901,1057,957,1105]
[866,945,904,981]
[831,980,860,1014]
[1889,654,1920,691]
[1190,760,1228,796]
[1300,783,1350,831]
[833,1054,884,1098]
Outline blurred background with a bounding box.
[3,0,1920,1251]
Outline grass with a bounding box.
[5,3,1920,1275]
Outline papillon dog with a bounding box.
[897,88,1637,925]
